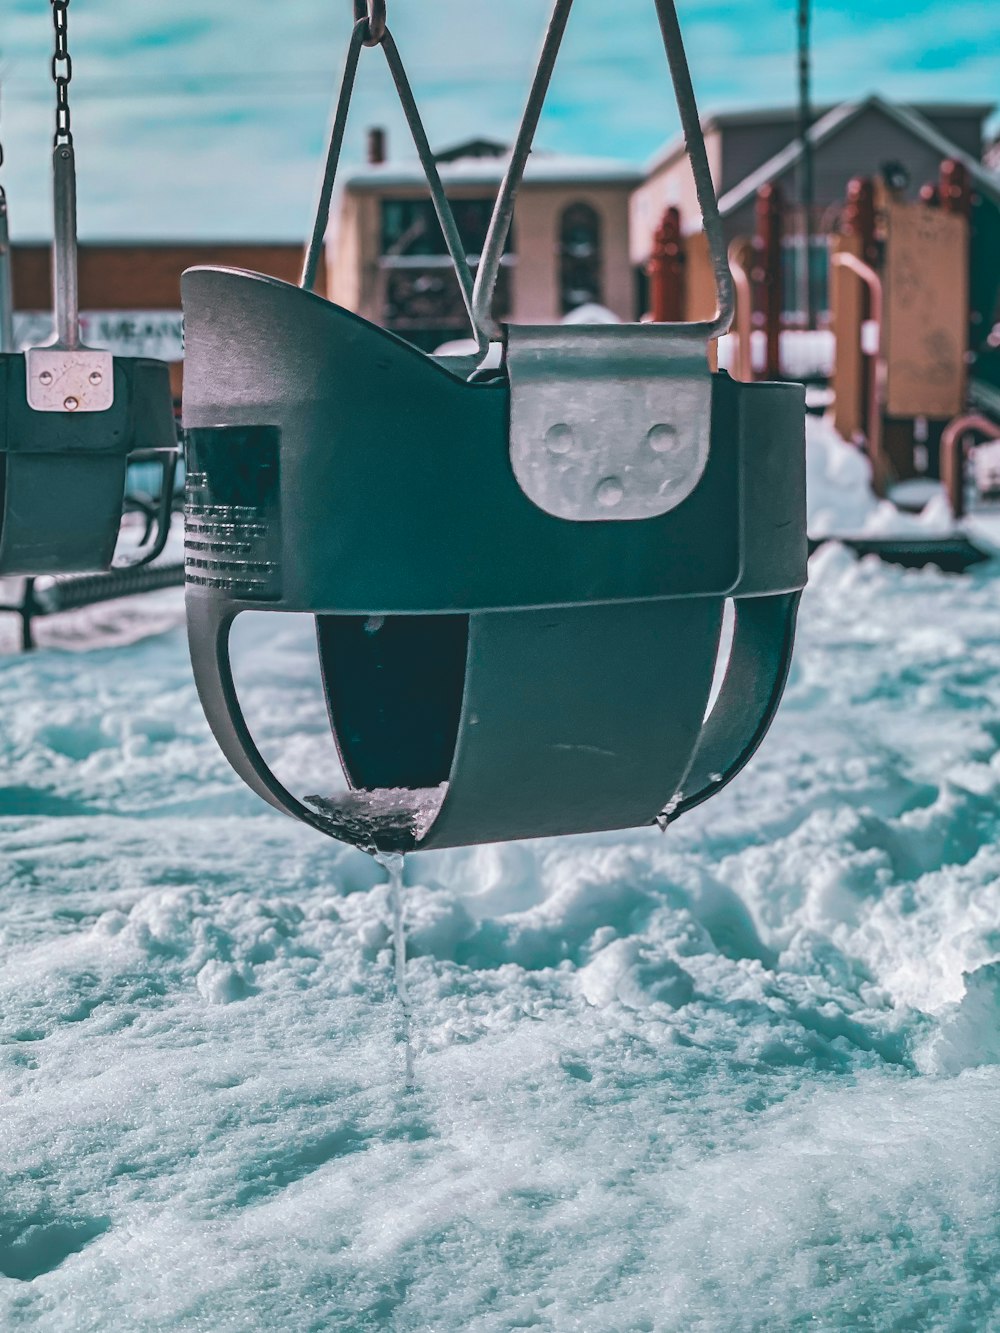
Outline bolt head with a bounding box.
[596,477,625,508]
[89,370,103,385]
[39,370,54,386]
[63,396,79,412]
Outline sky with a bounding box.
[0,0,997,240]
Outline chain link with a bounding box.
[353,0,386,47]
[51,0,73,145]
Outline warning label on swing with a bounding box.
[184,426,282,600]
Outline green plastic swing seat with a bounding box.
[0,352,175,574]
[181,267,806,853]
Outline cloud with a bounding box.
[0,0,995,240]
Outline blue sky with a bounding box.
[0,0,997,239]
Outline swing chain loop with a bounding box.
[50,0,74,146]
[353,0,386,47]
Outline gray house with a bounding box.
[631,95,997,319]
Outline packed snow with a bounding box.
[2,418,1000,1330]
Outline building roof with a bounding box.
[346,144,642,191]
[646,96,996,180]
[704,100,994,132]
[714,94,1000,216]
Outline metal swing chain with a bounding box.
[47,0,82,350]
[472,0,736,343]
[353,0,386,48]
[301,2,486,352]
[28,0,116,419]
[52,0,74,146]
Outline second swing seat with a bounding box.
[0,353,176,574]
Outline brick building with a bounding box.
[7,243,323,399]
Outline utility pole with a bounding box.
[797,0,816,329]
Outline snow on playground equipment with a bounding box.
[181,0,807,855]
[0,1,178,578]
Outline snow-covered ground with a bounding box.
[2,422,1000,1330]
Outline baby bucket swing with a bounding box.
[181,0,808,854]
[0,0,177,576]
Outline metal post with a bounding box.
[753,183,783,379]
[840,176,877,451]
[796,0,816,329]
[649,205,685,322]
[940,159,971,217]
[832,249,887,493]
[941,412,998,519]
[727,240,754,382]
[52,143,80,349]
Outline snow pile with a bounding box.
[805,413,881,535]
[0,470,999,1326]
[804,414,1000,544]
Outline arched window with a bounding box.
[559,202,603,315]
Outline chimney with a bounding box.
[367,127,386,166]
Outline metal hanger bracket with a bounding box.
[507,325,712,521]
[26,346,113,413]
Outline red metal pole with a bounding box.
[648,206,685,323]
[752,183,783,379]
[832,250,886,491]
[842,177,877,469]
[728,241,754,382]
[843,177,877,264]
[941,412,999,519]
[940,159,971,217]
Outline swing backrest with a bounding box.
[182,265,805,614]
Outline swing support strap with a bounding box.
[301,10,485,353]
[473,0,735,344]
[0,82,14,354]
[27,0,114,413]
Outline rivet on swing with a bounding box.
[647,424,678,452]
[545,423,574,454]
[596,477,625,507]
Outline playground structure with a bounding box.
[644,149,1000,563]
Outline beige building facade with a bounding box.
[327,138,640,349]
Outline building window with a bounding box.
[381,197,504,261]
[559,202,603,315]
[378,197,514,349]
[383,266,512,353]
